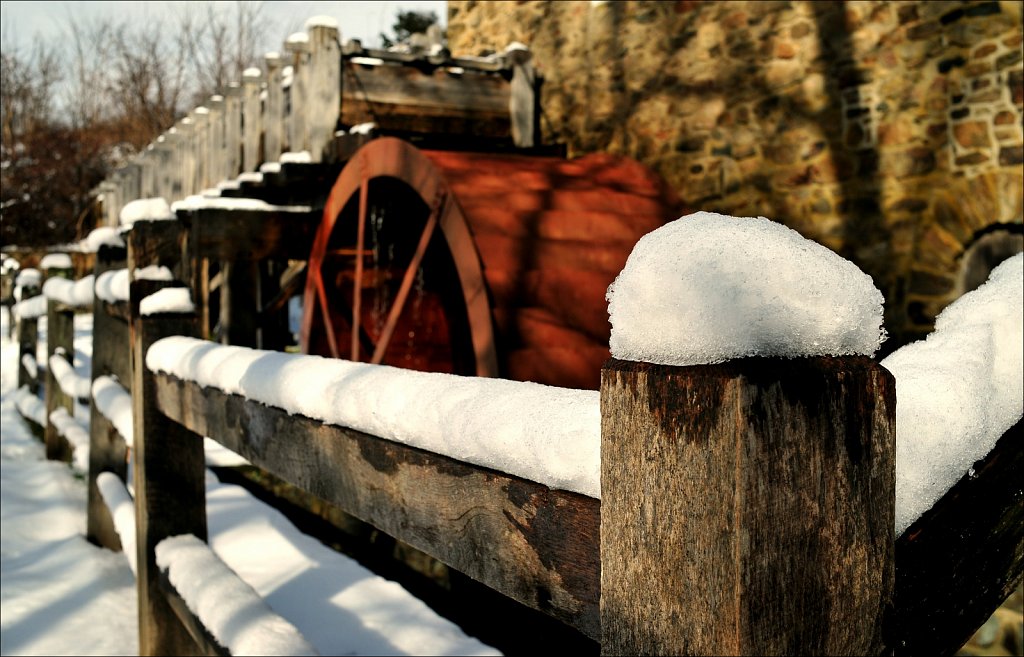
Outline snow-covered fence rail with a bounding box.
[115,220,902,656]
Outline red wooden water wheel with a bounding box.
[300,137,681,389]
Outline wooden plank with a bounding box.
[307,23,341,162]
[343,63,510,114]
[600,357,895,656]
[44,301,74,462]
[153,371,602,640]
[158,570,230,657]
[182,208,319,261]
[16,289,39,392]
[128,225,207,655]
[86,407,127,551]
[895,418,1024,656]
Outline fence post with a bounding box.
[224,83,242,179]
[16,281,40,393]
[599,356,895,656]
[307,21,340,162]
[207,95,225,186]
[242,67,264,172]
[285,33,310,154]
[219,260,261,348]
[264,52,284,162]
[193,108,209,191]
[507,45,536,148]
[128,221,207,656]
[44,260,75,462]
[87,242,130,550]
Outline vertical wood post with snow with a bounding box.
[507,45,537,148]
[599,356,895,656]
[87,243,130,551]
[263,52,284,162]
[192,109,209,192]
[285,33,310,155]
[242,67,264,172]
[16,284,40,393]
[223,84,242,179]
[128,221,207,656]
[207,96,225,186]
[44,262,75,462]
[306,20,341,162]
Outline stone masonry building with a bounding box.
[447,0,1024,351]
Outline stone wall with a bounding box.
[447,0,1024,349]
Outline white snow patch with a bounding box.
[43,275,94,307]
[305,15,339,30]
[217,179,241,191]
[170,196,311,213]
[21,353,37,379]
[92,376,134,446]
[49,407,90,473]
[147,338,601,498]
[96,471,137,575]
[238,172,264,184]
[14,385,46,426]
[259,162,282,174]
[243,67,262,79]
[883,253,1023,536]
[141,288,195,316]
[157,534,320,656]
[286,31,310,44]
[120,197,174,227]
[40,253,73,270]
[49,352,91,399]
[349,122,376,135]
[349,56,384,66]
[606,211,886,366]
[80,227,126,252]
[14,294,47,320]
[280,150,312,164]
[15,269,41,288]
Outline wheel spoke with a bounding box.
[371,193,444,365]
[315,273,340,358]
[352,171,368,360]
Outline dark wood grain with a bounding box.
[128,242,206,656]
[153,371,602,639]
[180,208,319,261]
[16,288,39,392]
[600,357,895,656]
[86,406,127,551]
[219,260,260,348]
[44,300,74,462]
[894,418,1024,656]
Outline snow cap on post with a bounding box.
[119,197,174,229]
[606,211,886,366]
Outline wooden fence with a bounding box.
[8,215,1022,656]
[92,19,539,228]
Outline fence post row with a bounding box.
[599,356,896,655]
[128,220,208,656]
[16,283,40,393]
[86,242,131,551]
[44,260,75,463]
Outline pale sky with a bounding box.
[0,0,448,53]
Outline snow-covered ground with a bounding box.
[0,306,499,656]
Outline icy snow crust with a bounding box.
[882,254,1023,536]
[606,212,886,365]
[156,534,320,656]
[147,338,601,498]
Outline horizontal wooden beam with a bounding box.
[895,417,1024,656]
[153,371,601,639]
[158,569,230,657]
[180,208,320,261]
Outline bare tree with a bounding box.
[178,0,268,105]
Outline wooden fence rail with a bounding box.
[9,216,1024,656]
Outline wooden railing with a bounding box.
[92,19,539,228]
[10,216,1023,656]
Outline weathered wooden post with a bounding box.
[264,52,284,162]
[207,95,225,185]
[600,356,895,655]
[128,220,207,656]
[220,259,261,348]
[15,273,41,393]
[179,117,197,197]
[242,66,264,172]
[224,84,242,179]
[192,107,209,191]
[87,242,130,550]
[306,18,340,162]
[285,32,310,154]
[44,257,75,462]
[507,44,537,148]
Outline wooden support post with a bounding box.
[600,357,895,656]
[507,45,537,148]
[207,95,225,185]
[285,35,310,154]
[87,243,130,550]
[140,150,155,199]
[180,117,197,197]
[242,67,264,172]
[307,22,340,162]
[16,284,40,392]
[44,263,75,462]
[220,259,261,348]
[128,224,206,657]
[223,84,242,179]
[264,52,284,162]
[193,108,209,191]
